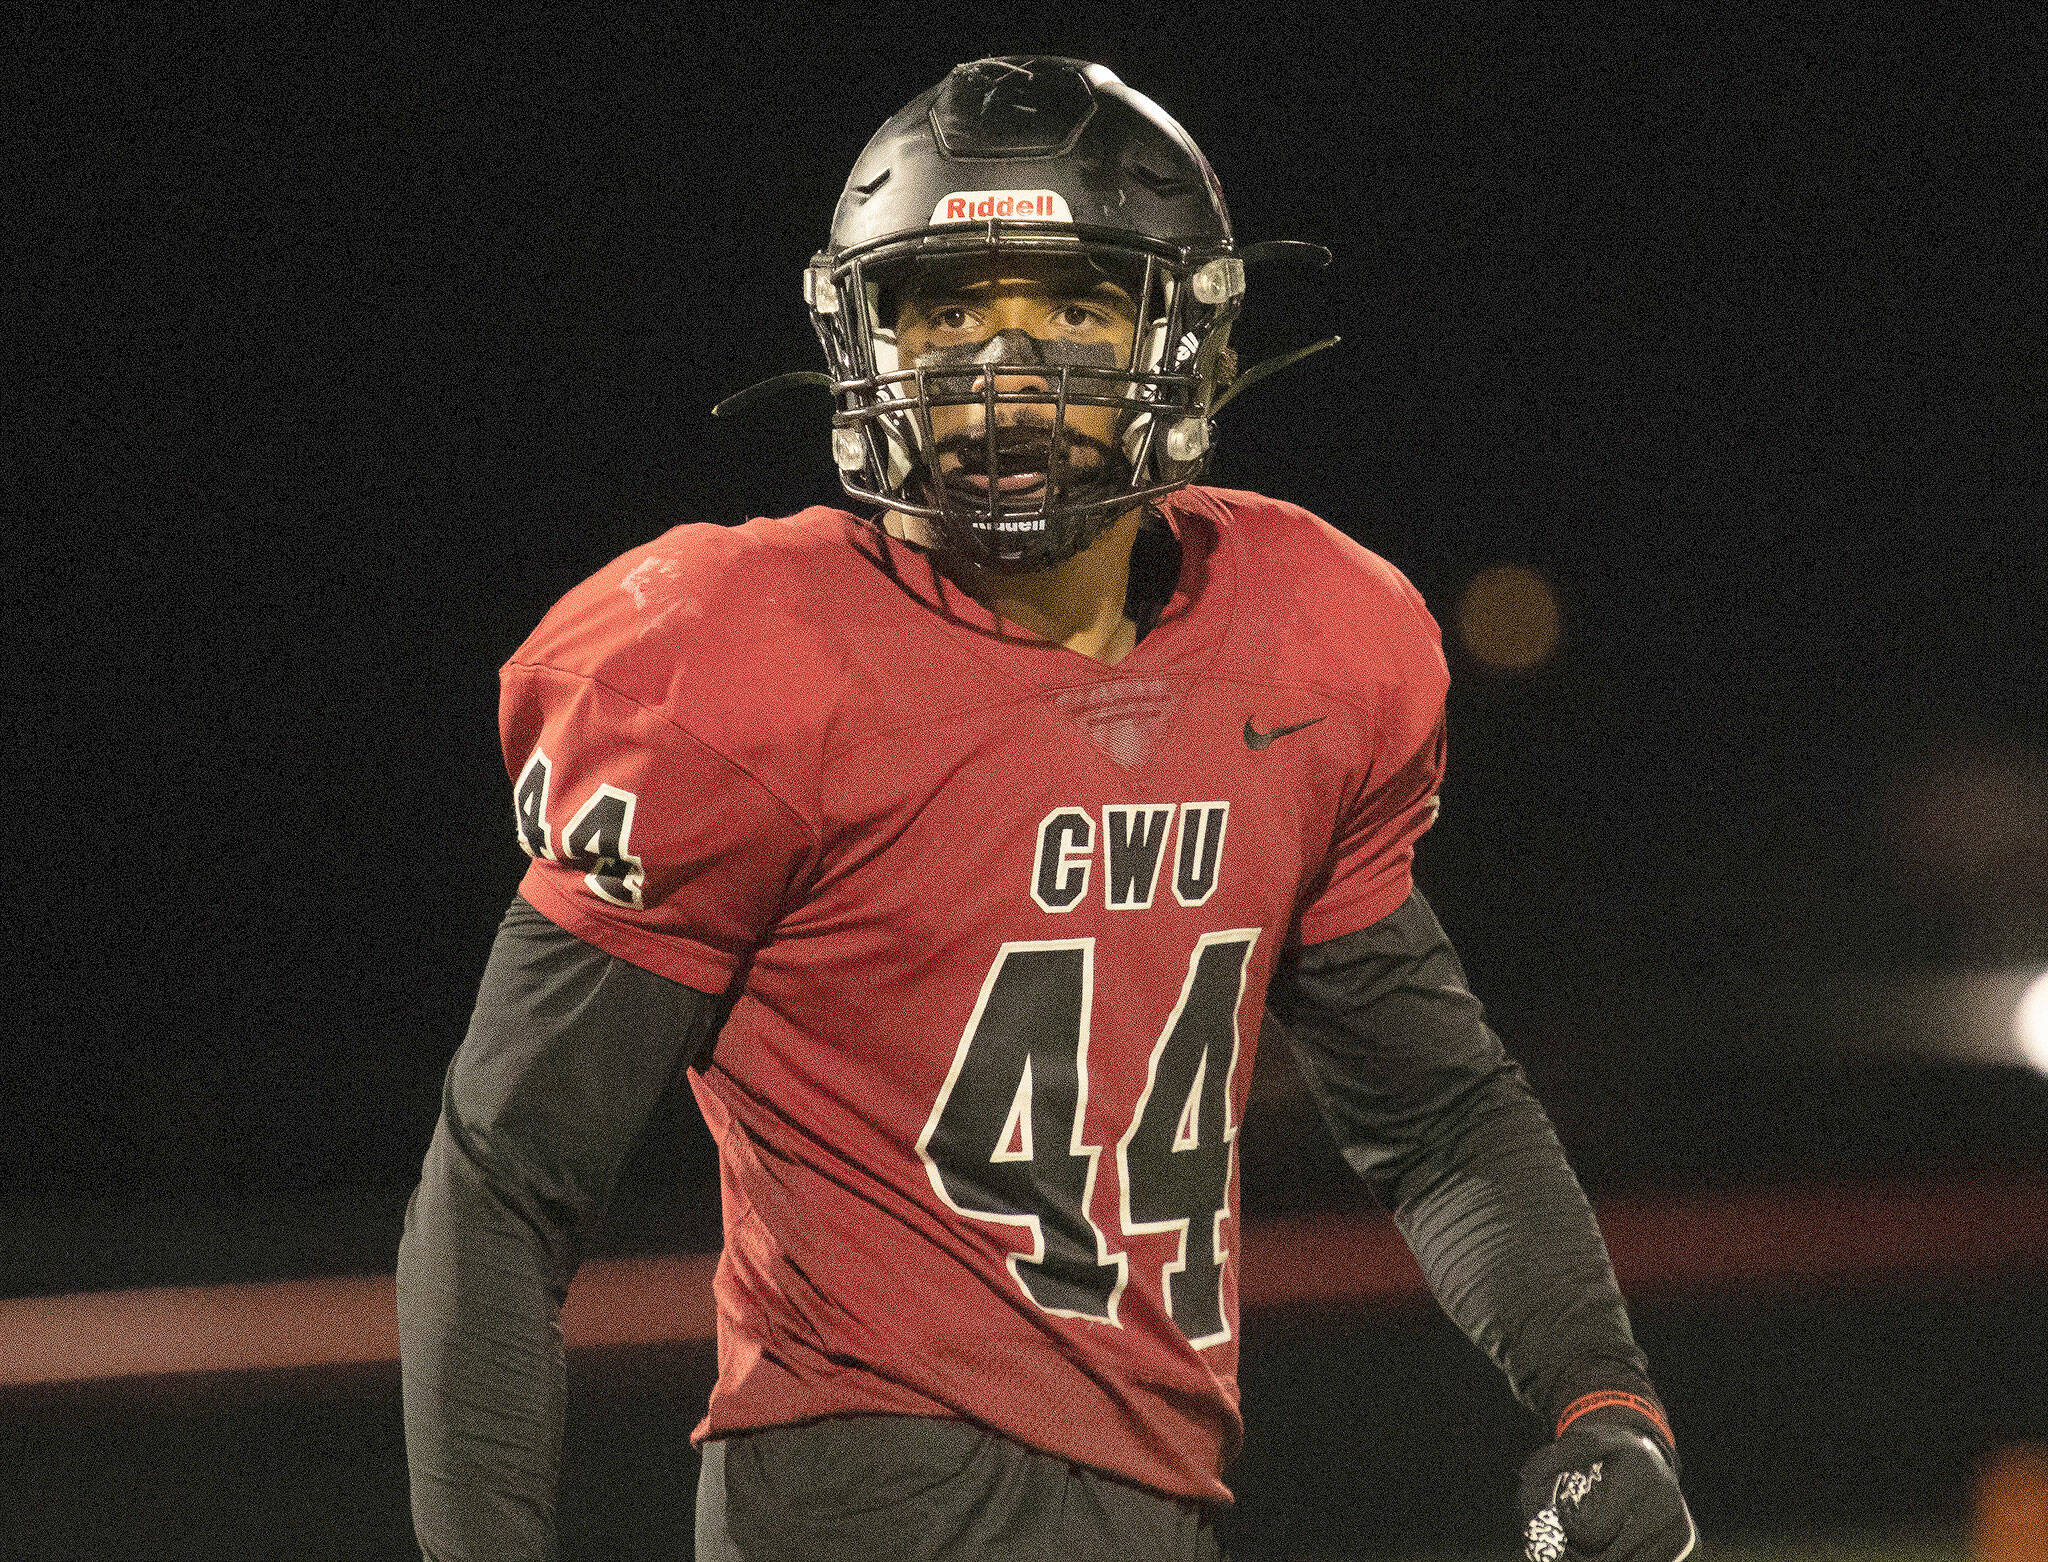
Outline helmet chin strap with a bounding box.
[881,500,1149,573]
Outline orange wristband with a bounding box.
[1555,1390,1675,1451]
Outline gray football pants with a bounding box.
[695,1414,1225,1561]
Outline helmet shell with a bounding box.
[828,57,1232,261]
[809,58,1246,571]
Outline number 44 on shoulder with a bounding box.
[513,749,645,909]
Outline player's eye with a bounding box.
[929,306,974,331]
[1054,303,1104,330]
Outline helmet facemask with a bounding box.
[808,229,1244,571]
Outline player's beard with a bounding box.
[923,417,1119,512]
[913,417,1129,571]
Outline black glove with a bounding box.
[1518,1399,1696,1562]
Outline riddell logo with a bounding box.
[930,190,1074,225]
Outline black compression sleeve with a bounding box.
[396,896,725,1562]
[1266,891,1660,1429]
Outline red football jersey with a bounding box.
[499,486,1447,1502]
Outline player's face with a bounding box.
[893,256,1139,507]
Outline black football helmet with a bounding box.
[797,57,1319,570]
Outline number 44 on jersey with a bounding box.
[917,929,1257,1350]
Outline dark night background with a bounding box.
[9,5,2046,1558]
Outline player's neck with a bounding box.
[944,506,1145,668]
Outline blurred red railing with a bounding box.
[1242,1171,2048,1309]
[4,1174,2045,1389]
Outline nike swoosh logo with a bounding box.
[1243,715,1325,750]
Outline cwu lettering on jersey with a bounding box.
[1032,802,1229,912]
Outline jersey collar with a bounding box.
[842,488,1239,690]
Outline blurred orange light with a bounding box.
[1976,1443,2048,1562]
[1456,564,1562,672]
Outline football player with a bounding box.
[397,56,1698,1562]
